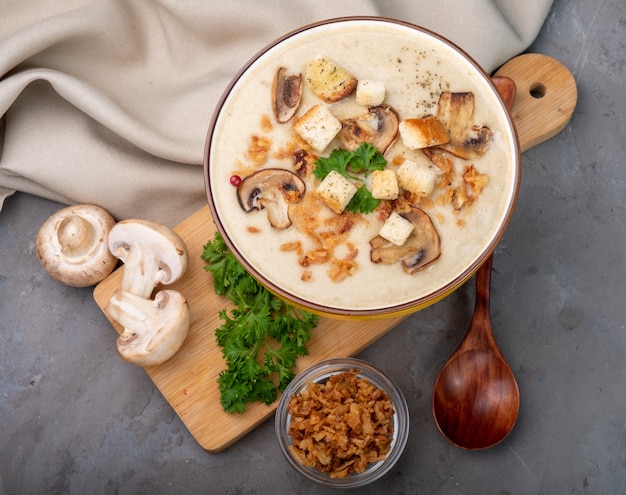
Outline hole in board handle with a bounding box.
[530,83,547,99]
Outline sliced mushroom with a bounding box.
[435,92,492,159]
[237,168,306,229]
[338,105,400,154]
[272,67,302,123]
[36,204,117,287]
[106,289,190,367]
[107,219,189,299]
[370,207,441,274]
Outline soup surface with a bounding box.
[207,19,518,314]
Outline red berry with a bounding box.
[230,175,242,187]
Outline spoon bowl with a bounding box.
[432,255,520,449]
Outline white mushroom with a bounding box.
[107,219,188,299]
[36,204,117,287]
[106,219,191,367]
[106,289,190,367]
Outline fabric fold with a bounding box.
[0,0,554,226]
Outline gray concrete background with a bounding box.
[1,0,625,493]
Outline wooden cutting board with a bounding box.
[93,53,577,453]
[93,206,406,452]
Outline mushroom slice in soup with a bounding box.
[237,168,306,229]
[370,207,441,274]
[338,105,400,154]
[435,92,492,159]
[272,67,302,123]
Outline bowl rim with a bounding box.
[274,357,410,488]
[204,16,521,318]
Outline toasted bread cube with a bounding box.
[356,80,386,107]
[293,105,342,152]
[306,57,357,103]
[316,170,357,214]
[399,116,450,150]
[397,159,437,197]
[379,212,414,246]
[371,169,399,200]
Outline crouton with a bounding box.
[396,159,437,197]
[399,116,450,150]
[316,170,357,214]
[293,105,342,152]
[371,169,399,200]
[356,80,386,107]
[379,212,414,246]
[305,57,357,103]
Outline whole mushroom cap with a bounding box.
[36,204,117,287]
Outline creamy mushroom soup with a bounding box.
[207,19,518,313]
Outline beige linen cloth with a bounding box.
[0,0,553,227]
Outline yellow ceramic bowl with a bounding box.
[204,17,520,318]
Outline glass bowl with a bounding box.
[275,358,409,489]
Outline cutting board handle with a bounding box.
[494,53,578,152]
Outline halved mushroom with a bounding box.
[370,207,441,274]
[435,92,492,159]
[338,105,400,154]
[106,289,190,367]
[237,168,306,229]
[36,204,117,287]
[107,219,189,299]
[272,67,302,123]
[106,219,190,367]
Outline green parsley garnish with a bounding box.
[345,184,380,214]
[313,142,386,214]
[201,232,319,414]
[350,142,388,176]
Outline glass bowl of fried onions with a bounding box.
[275,358,409,488]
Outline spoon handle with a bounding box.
[458,254,501,356]
[474,253,493,320]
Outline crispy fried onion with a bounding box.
[423,148,489,212]
[281,193,362,282]
[287,369,395,478]
[247,135,272,165]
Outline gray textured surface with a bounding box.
[1,0,625,493]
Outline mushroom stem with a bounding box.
[106,289,190,366]
[57,215,98,259]
[119,242,162,299]
[108,289,175,334]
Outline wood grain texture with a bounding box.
[494,53,578,152]
[93,53,577,453]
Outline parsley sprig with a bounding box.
[201,232,319,414]
[313,142,386,214]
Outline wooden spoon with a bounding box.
[432,54,578,450]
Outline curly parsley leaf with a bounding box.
[313,148,354,180]
[313,143,386,213]
[346,184,380,214]
[202,232,319,414]
[349,142,387,176]
[313,142,387,181]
